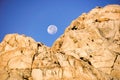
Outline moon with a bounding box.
[47,25,57,35]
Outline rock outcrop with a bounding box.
[0,4,120,80]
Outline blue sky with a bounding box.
[0,0,120,46]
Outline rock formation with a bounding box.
[0,4,120,80]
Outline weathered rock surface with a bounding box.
[0,4,120,80]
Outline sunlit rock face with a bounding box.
[0,4,120,80]
[52,4,120,79]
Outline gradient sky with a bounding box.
[0,0,120,46]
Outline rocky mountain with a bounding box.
[0,4,120,80]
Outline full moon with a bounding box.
[47,25,57,35]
